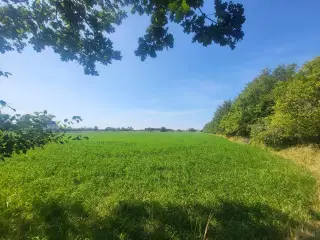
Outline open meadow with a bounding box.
[0,132,317,239]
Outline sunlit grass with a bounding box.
[0,132,317,239]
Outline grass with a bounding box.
[0,132,317,239]
[276,145,320,238]
[277,145,320,181]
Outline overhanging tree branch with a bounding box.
[0,0,245,75]
[198,8,217,24]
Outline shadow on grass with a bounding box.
[1,200,302,240]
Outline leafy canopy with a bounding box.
[204,56,320,148]
[266,57,320,146]
[219,65,297,137]
[0,0,245,75]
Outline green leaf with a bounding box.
[181,0,190,13]
[168,2,179,12]
[175,10,184,23]
[1,0,245,73]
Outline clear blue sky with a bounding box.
[1,0,320,130]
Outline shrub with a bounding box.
[250,57,320,148]
[268,67,320,146]
[0,101,83,160]
[220,65,297,137]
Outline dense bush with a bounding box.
[204,57,320,148]
[221,65,297,137]
[263,57,320,147]
[0,101,83,160]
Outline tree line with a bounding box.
[66,126,135,132]
[203,56,320,149]
[144,127,197,132]
[66,126,198,132]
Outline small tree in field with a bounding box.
[160,127,167,132]
[188,128,197,132]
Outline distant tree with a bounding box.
[187,128,197,132]
[105,126,134,132]
[160,127,167,132]
[94,126,99,131]
[145,127,159,132]
[105,127,114,132]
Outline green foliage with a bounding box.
[220,65,297,137]
[0,101,84,160]
[0,132,316,239]
[144,127,174,132]
[104,126,134,132]
[205,56,320,148]
[263,57,320,147]
[203,100,232,133]
[1,0,245,75]
[160,126,167,132]
[301,56,320,76]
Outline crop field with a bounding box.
[0,132,317,239]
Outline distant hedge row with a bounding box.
[203,56,320,148]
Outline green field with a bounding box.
[0,132,317,239]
